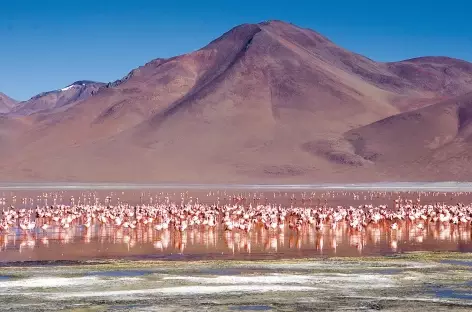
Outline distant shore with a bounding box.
[0,182,471,191]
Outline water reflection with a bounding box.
[0,219,471,262]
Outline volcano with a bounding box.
[1,20,472,183]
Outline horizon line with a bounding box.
[0,182,469,191]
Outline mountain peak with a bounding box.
[61,80,103,91]
[258,19,293,26]
[2,20,472,182]
[9,80,105,116]
[0,92,14,100]
[0,92,18,114]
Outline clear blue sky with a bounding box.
[1,0,470,101]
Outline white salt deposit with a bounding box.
[0,276,101,288]
[314,273,394,285]
[0,276,141,289]
[163,273,394,288]
[51,285,318,298]
[163,274,315,284]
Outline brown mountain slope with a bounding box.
[0,93,17,114]
[344,92,472,181]
[2,20,472,182]
[10,81,105,116]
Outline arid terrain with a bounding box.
[1,20,472,183]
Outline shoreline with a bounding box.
[0,251,470,311]
[0,251,470,268]
[1,181,472,191]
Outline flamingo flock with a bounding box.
[1,192,471,236]
[0,191,471,258]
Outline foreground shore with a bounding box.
[0,252,471,311]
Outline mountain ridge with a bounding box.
[0,93,18,114]
[1,20,472,183]
[9,80,105,116]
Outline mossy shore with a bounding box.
[0,252,471,311]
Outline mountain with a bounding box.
[1,20,472,183]
[344,92,472,181]
[10,81,105,116]
[0,93,17,114]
